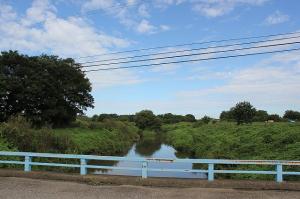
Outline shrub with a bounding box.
[1,116,74,153]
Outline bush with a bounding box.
[1,116,74,153]
[283,110,300,121]
[231,101,256,125]
[201,116,211,124]
[135,110,162,131]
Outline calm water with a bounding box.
[91,139,206,179]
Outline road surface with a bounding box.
[0,177,299,199]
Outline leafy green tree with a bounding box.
[267,114,282,122]
[157,113,196,123]
[219,110,234,121]
[158,113,182,124]
[0,51,94,127]
[97,114,118,121]
[184,114,196,122]
[253,110,269,122]
[283,110,300,121]
[231,101,256,125]
[118,114,135,122]
[201,115,211,124]
[134,110,161,130]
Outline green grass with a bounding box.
[164,122,300,180]
[53,126,139,155]
[0,117,140,156]
[164,122,300,160]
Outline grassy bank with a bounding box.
[0,116,140,156]
[164,122,300,160]
[164,122,300,180]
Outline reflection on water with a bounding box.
[91,137,206,179]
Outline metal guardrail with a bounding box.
[0,151,300,182]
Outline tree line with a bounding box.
[91,102,300,131]
[220,101,300,124]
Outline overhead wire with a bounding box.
[80,40,300,68]
[79,34,300,66]
[76,30,300,60]
[83,47,300,72]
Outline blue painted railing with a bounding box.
[0,151,300,182]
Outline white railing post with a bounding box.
[80,158,87,175]
[24,156,32,172]
[208,163,214,181]
[142,161,148,178]
[276,164,283,183]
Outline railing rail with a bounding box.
[1,151,300,182]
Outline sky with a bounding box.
[0,0,300,118]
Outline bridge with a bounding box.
[1,151,300,182]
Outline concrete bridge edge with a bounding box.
[0,169,299,191]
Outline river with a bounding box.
[91,138,206,178]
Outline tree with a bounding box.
[268,114,282,122]
[201,115,211,124]
[283,110,300,121]
[184,114,196,122]
[97,114,118,121]
[253,110,269,122]
[134,110,161,130]
[231,101,256,125]
[219,110,234,121]
[0,51,94,127]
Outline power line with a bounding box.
[81,40,300,68]
[79,34,300,65]
[83,47,300,72]
[76,30,300,59]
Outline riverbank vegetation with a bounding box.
[0,116,139,156]
[164,122,300,160]
[0,107,299,180]
[1,108,299,161]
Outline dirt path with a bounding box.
[0,177,299,199]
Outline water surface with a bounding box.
[91,139,206,179]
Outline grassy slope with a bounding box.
[164,122,300,160]
[53,125,139,155]
[0,118,140,156]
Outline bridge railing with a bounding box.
[0,151,300,182]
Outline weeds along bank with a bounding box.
[164,122,300,160]
[0,116,139,155]
[1,117,299,160]
[164,122,300,180]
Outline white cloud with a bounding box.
[136,21,171,34]
[155,0,269,17]
[81,0,171,34]
[0,0,130,57]
[175,50,300,116]
[192,0,269,17]
[154,0,186,8]
[86,70,144,89]
[160,25,171,31]
[0,0,144,89]
[264,11,289,25]
[136,19,157,34]
[138,4,150,17]
[81,0,114,12]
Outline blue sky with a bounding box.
[0,0,300,118]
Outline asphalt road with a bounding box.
[0,177,299,199]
